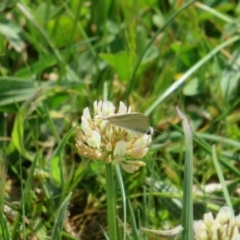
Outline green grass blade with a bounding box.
[115,164,127,240]
[128,199,139,240]
[11,89,42,161]
[99,225,110,240]
[65,160,89,192]
[50,127,75,186]
[0,151,10,240]
[170,123,240,177]
[212,145,233,215]
[176,108,193,240]
[0,213,11,240]
[51,192,72,240]
[22,154,39,216]
[146,35,240,115]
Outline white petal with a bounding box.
[210,222,221,234]
[81,117,92,135]
[83,107,91,120]
[216,206,232,223]
[98,120,105,133]
[119,161,146,173]
[93,101,98,113]
[102,101,115,116]
[120,163,139,173]
[193,221,208,240]
[118,101,127,114]
[126,160,146,167]
[232,234,240,240]
[94,100,102,114]
[98,101,102,113]
[127,134,151,150]
[135,136,147,147]
[108,126,114,138]
[127,147,149,158]
[114,141,126,156]
[102,101,108,114]
[87,130,101,149]
[203,212,214,227]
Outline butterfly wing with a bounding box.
[105,113,150,134]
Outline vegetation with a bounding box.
[1,0,240,239]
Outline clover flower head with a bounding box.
[194,206,240,240]
[75,100,152,173]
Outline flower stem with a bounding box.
[105,160,117,240]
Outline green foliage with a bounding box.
[1,0,240,239]
[51,193,72,240]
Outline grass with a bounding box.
[1,0,240,239]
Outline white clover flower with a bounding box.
[75,100,152,173]
[194,206,240,240]
[193,221,208,240]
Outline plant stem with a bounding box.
[105,160,117,240]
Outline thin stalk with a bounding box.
[105,160,117,240]
[115,164,127,240]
